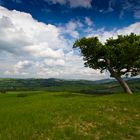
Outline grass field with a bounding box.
[0,91,140,140]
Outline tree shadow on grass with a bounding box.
[52,90,116,98]
[52,92,82,98]
[78,90,116,96]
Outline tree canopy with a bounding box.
[73,33,140,94]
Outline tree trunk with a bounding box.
[115,76,133,94]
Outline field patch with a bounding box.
[0,92,140,140]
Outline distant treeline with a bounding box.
[0,78,140,93]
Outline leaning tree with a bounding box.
[73,33,140,94]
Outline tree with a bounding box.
[73,33,140,94]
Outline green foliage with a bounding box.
[0,92,140,139]
[73,33,140,77]
[74,37,105,71]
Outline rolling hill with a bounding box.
[0,78,140,93]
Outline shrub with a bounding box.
[0,90,6,94]
[17,93,28,97]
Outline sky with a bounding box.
[0,0,140,80]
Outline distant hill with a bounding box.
[0,78,140,93]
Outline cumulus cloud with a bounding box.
[0,6,106,80]
[87,22,140,43]
[117,22,140,35]
[1,6,139,80]
[46,0,92,8]
[44,59,65,66]
[5,60,32,75]
[60,21,80,38]
[0,6,67,57]
[15,60,32,70]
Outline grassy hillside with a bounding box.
[0,91,139,140]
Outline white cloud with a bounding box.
[69,0,92,8]
[5,60,32,75]
[2,6,140,80]
[15,60,32,70]
[60,21,80,38]
[85,17,93,26]
[0,6,106,80]
[46,0,92,8]
[87,22,140,43]
[44,59,65,66]
[117,22,140,35]
[24,43,64,58]
[0,6,67,57]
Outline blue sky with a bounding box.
[0,0,140,80]
[1,0,140,29]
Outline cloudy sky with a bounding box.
[0,0,140,80]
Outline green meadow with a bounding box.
[0,91,140,140]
